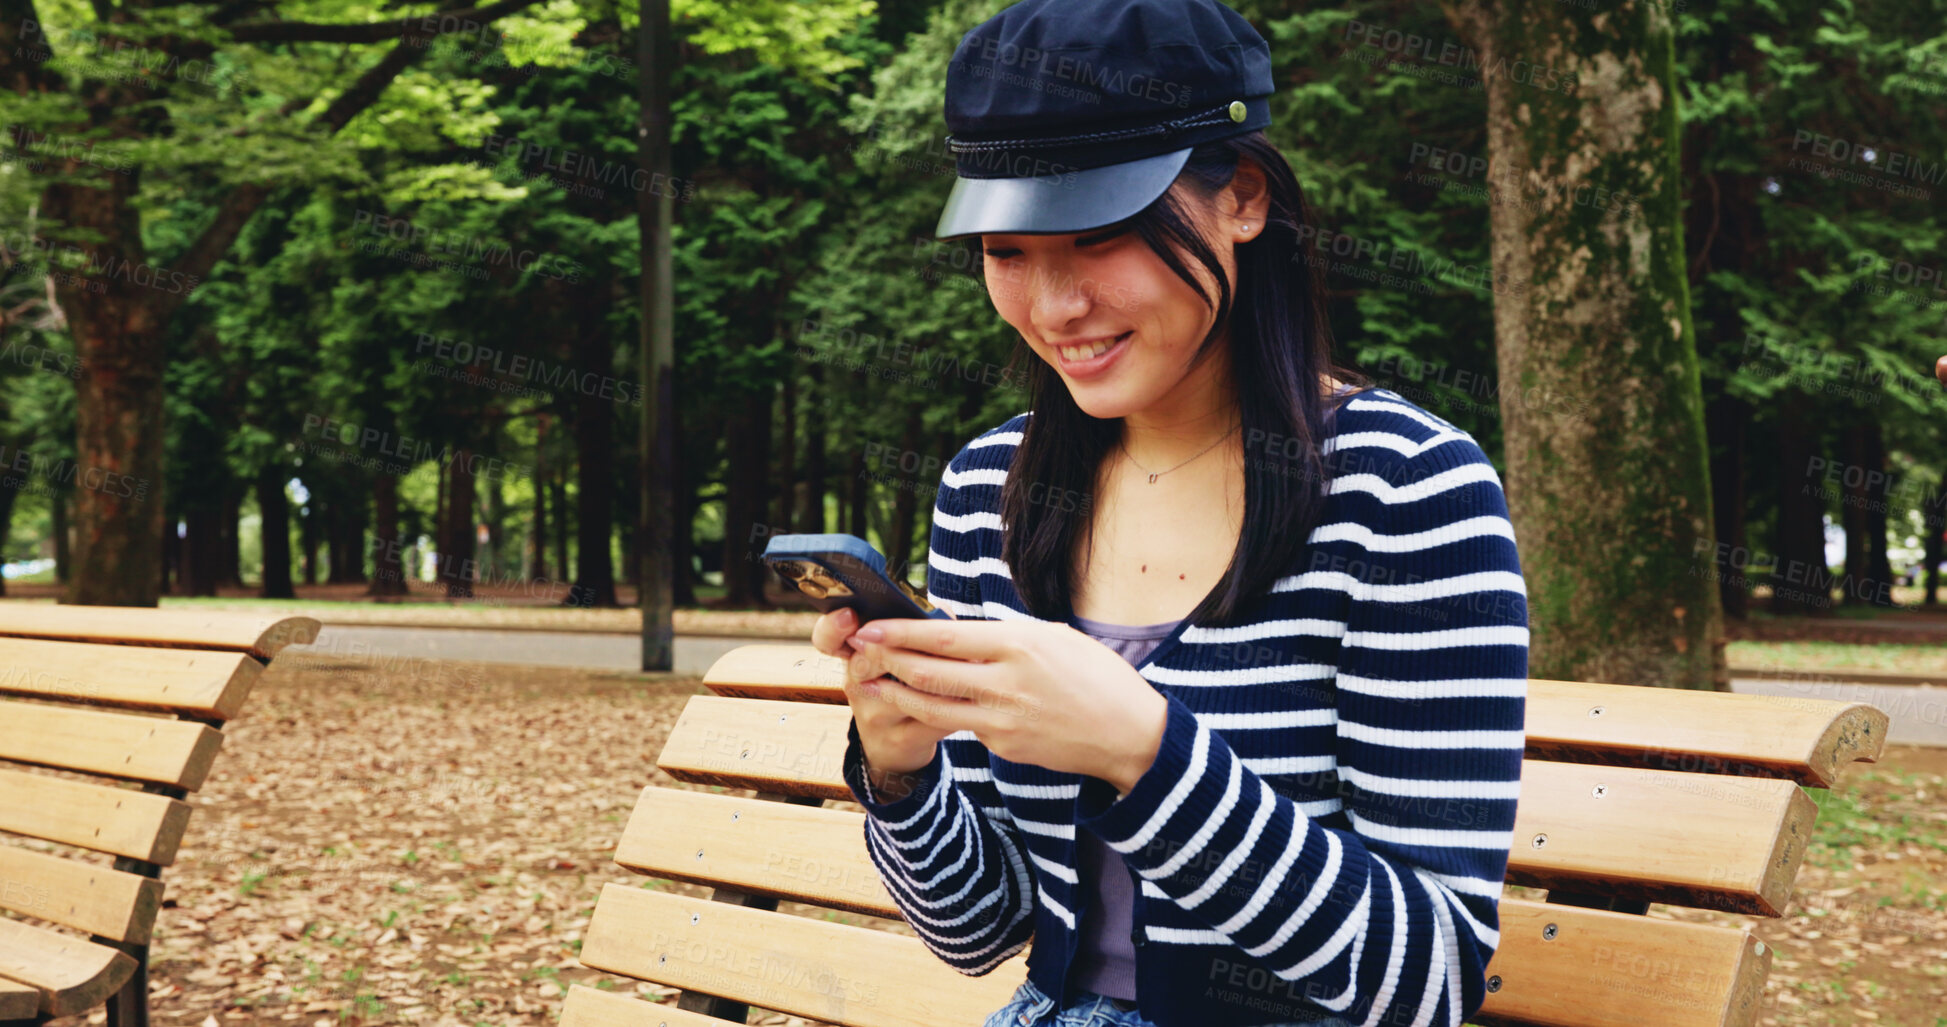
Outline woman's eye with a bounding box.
[984,230,1121,260]
[1079,226,1129,246]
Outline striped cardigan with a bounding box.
[839,387,1529,1027]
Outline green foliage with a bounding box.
[3,0,1943,600]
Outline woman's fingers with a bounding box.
[811,606,860,658]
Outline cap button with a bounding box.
[1228,100,1246,123]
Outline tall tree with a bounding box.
[3,0,551,605]
[1439,0,1723,688]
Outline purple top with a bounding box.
[1067,612,1183,1003]
[853,610,1183,1004]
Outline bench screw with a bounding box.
[1588,706,1604,718]
[1543,923,1557,940]
[740,749,751,759]
[1591,784,1607,798]
[1486,975,1501,993]
[779,714,788,723]
[731,810,741,821]
[1531,833,1547,849]
[659,954,667,964]
[691,913,700,924]
[696,848,704,860]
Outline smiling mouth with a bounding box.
[1055,331,1132,363]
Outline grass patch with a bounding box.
[1728,640,1947,675]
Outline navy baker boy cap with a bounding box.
[934,0,1275,240]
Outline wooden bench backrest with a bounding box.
[565,645,1888,1027]
[0,608,318,1019]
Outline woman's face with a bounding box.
[979,179,1257,421]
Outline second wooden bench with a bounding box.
[562,644,1889,1027]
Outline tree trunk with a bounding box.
[886,408,925,579]
[798,372,827,534]
[439,450,477,599]
[1770,398,1830,614]
[258,469,295,599]
[848,441,868,539]
[780,374,799,533]
[326,488,369,584]
[1924,469,1945,607]
[0,471,18,598]
[1862,423,1894,607]
[46,173,167,607]
[1839,425,1869,607]
[1440,0,1723,689]
[298,494,321,587]
[1705,392,1748,619]
[479,474,500,586]
[220,484,243,587]
[181,505,221,597]
[720,387,774,607]
[51,488,69,584]
[567,297,619,606]
[531,413,551,581]
[552,471,571,588]
[671,412,696,606]
[160,513,178,597]
[368,471,407,598]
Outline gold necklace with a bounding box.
[1121,424,1240,484]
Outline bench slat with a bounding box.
[1526,678,1886,788]
[581,882,1026,1027]
[559,984,745,1027]
[0,767,194,864]
[656,698,1811,916]
[656,696,849,799]
[579,878,1764,1027]
[0,636,260,720]
[0,699,226,790]
[0,845,165,944]
[615,788,888,917]
[1480,900,1768,1027]
[0,915,137,1018]
[700,647,1888,786]
[1505,761,1815,917]
[0,607,319,659]
[0,979,36,1020]
[701,645,844,703]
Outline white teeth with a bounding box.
[1059,335,1122,361]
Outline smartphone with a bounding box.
[762,533,951,622]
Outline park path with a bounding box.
[304,624,753,676]
[298,625,1947,748]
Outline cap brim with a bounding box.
[933,147,1192,240]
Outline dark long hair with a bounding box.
[997,131,1370,627]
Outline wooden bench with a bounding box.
[561,644,1890,1027]
[0,606,319,1026]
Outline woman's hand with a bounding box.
[845,617,1170,794]
[810,607,957,799]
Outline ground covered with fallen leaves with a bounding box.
[106,653,1947,1027]
[129,653,877,1027]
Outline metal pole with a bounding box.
[639,0,675,671]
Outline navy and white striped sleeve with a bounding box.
[1077,412,1528,1026]
[838,440,1038,975]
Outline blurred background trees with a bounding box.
[1,0,1942,672]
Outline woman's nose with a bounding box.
[1027,271,1091,331]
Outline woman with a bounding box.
[810,2,1528,1025]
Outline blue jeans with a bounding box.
[983,977,1359,1027]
